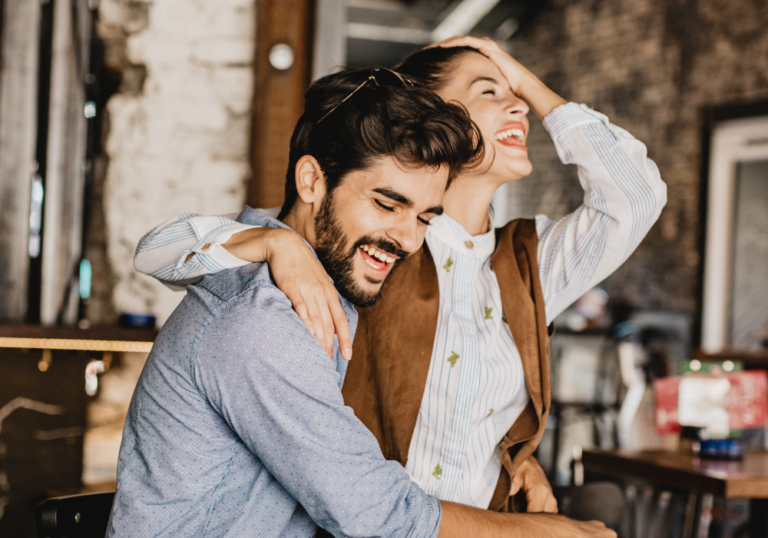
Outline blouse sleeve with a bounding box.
[134,213,255,290]
[535,103,667,323]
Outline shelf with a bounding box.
[0,324,157,352]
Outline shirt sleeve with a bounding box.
[133,213,255,290]
[194,287,441,538]
[535,103,667,323]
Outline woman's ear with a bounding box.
[294,155,327,209]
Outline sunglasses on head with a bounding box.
[317,68,419,125]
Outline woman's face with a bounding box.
[435,52,532,182]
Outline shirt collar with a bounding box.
[427,209,495,258]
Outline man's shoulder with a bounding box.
[195,261,278,303]
[188,263,343,385]
[190,263,304,332]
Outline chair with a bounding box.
[35,492,115,538]
[553,482,625,530]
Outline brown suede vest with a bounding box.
[342,218,551,512]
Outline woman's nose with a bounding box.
[506,94,529,117]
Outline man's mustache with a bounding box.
[354,236,409,260]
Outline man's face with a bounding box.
[313,157,448,307]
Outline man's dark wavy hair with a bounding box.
[278,68,484,219]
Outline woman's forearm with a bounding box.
[223,226,294,263]
[134,213,252,286]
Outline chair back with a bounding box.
[554,482,625,529]
[35,492,115,538]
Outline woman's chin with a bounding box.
[492,158,532,182]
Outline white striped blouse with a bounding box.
[133,103,667,508]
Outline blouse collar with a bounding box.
[427,209,495,259]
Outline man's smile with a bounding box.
[358,244,399,278]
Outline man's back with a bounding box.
[108,215,441,538]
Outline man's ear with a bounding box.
[294,155,327,209]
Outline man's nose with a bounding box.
[388,216,424,256]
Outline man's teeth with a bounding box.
[361,245,395,264]
[494,128,525,142]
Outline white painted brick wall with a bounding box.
[103,0,255,325]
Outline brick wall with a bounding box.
[504,0,768,314]
[99,0,255,325]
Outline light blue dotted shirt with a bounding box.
[108,208,441,538]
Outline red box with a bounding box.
[654,370,768,435]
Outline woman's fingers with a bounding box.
[510,472,523,496]
[427,35,499,55]
[307,292,333,359]
[526,485,557,513]
[316,291,337,358]
[294,302,313,336]
[263,230,353,360]
[328,292,353,360]
[544,496,559,514]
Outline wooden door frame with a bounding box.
[249,0,315,210]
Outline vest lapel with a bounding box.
[487,220,552,511]
[341,244,440,464]
[491,221,545,419]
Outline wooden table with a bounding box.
[583,449,768,538]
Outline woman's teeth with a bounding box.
[361,245,395,264]
[494,128,525,142]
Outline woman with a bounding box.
[135,37,666,513]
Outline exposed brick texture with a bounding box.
[504,0,768,315]
[99,0,255,324]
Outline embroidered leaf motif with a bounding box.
[484,307,493,320]
[485,409,494,419]
[432,463,443,480]
[447,351,459,367]
[443,257,453,272]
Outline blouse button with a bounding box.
[465,240,474,250]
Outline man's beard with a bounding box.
[313,194,406,308]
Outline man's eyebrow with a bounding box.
[373,188,442,215]
[469,76,500,87]
[373,187,413,207]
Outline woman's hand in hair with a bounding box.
[224,227,353,361]
[428,36,567,119]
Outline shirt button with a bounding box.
[465,240,474,249]
[201,243,211,251]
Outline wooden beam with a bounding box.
[250,0,315,210]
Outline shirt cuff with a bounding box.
[542,102,609,141]
[190,223,257,269]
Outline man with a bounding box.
[110,69,613,537]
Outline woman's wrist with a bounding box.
[223,227,292,263]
